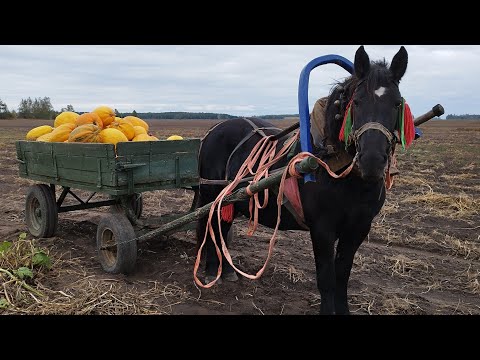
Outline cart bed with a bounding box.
[16,139,200,195]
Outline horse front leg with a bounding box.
[310,222,337,315]
[334,224,371,315]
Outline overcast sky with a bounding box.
[0,45,478,118]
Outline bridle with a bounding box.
[340,80,402,155]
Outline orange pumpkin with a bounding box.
[68,124,102,143]
[75,113,103,129]
[49,123,77,142]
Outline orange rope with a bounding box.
[193,131,360,288]
[193,133,298,288]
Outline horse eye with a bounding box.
[395,100,402,107]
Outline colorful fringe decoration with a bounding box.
[399,98,415,150]
[338,97,354,147]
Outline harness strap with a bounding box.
[224,118,280,180]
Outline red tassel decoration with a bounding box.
[403,102,415,148]
[221,204,234,223]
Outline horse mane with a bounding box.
[324,59,392,151]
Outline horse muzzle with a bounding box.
[352,122,393,182]
[357,151,388,182]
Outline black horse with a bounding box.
[196,45,409,314]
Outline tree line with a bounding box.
[0,97,300,120]
[0,97,76,120]
[446,114,480,120]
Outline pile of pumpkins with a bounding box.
[25,106,162,145]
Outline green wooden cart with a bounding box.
[15,139,201,273]
[14,135,319,275]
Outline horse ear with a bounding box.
[390,46,408,82]
[354,45,370,79]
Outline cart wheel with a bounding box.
[96,212,137,274]
[25,184,58,238]
[111,193,143,222]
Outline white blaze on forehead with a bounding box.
[374,86,387,97]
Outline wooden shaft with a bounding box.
[133,156,318,243]
[414,104,445,127]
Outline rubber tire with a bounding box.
[25,184,58,238]
[96,212,137,274]
[111,193,143,223]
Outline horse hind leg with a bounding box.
[195,190,238,284]
[221,224,238,282]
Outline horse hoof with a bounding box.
[222,272,239,282]
[204,275,222,285]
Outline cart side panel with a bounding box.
[115,139,200,189]
[16,141,117,189]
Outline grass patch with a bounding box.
[402,190,479,219]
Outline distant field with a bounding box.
[0,118,479,315]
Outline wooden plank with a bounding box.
[52,142,115,158]
[15,173,120,194]
[116,153,198,185]
[15,141,27,175]
[23,152,55,177]
[56,168,116,187]
[116,139,200,157]
[55,155,115,172]
[16,141,116,158]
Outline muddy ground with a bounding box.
[0,118,479,315]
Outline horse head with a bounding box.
[332,46,411,182]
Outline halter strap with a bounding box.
[353,122,395,145]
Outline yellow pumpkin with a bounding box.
[108,120,135,140]
[26,125,54,141]
[149,135,159,140]
[68,124,102,143]
[167,135,183,140]
[49,123,77,142]
[76,112,103,129]
[123,116,149,131]
[132,133,152,142]
[54,111,79,128]
[100,128,128,146]
[93,106,116,127]
[133,125,147,137]
[36,133,54,142]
